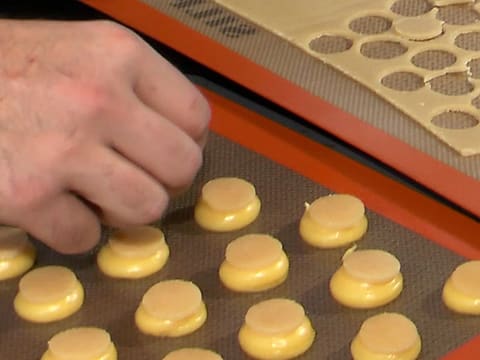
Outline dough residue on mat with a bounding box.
[213,0,480,155]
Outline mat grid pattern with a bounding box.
[1,134,479,359]
[141,0,480,178]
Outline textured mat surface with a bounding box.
[0,133,479,359]
[139,0,480,178]
[214,0,480,156]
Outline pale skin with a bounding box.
[0,19,211,254]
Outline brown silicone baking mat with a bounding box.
[136,0,480,179]
[1,132,479,359]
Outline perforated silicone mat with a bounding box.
[212,0,480,156]
[136,0,480,179]
[1,133,479,359]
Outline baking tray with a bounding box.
[1,85,479,359]
[79,0,480,219]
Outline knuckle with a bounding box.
[50,220,100,254]
[42,135,81,166]
[175,142,203,188]
[116,189,169,226]
[73,84,113,122]
[93,20,132,39]
[185,92,211,139]
[94,20,142,56]
[46,220,72,252]
[56,81,114,129]
[138,195,169,224]
[107,167,169,225]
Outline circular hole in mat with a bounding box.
[432,111,479,129]
[411,50,456,70]
[437,5,479,25]
[390,0,432,16]
[455,32,480,51]
[349,16,392,34]
[381,72,424,91]
[471,96,480,109]
[428,72,473,95]
[309,35,353,54]
[467,58,480,79]
[361,41,408,59]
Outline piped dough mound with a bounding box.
[194,177,261,232]
[443,260,480,314]
[330,249,403,309]
[299,194,368,248]
[351,312,421,360]
[219,234,289,292]
[0,226,36,280]
[41,327,117,360]
[239,298,315,360]
[135,279,207,337]
[163,348,223,360]
[14,265,84,323]
[97,226,169,279]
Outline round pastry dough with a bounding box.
[0,226,35,280]
[238,298,315,360]
[14,265,84,323]
[41,327,117,360]
[299,194,368,248]
[163,348,223,360]
[219,234,289,292]
[443,260,480,314]
[351,313,421,360]
[135,279,207,337]
[194,177,261,232]
[393,9,443,41]
[330,249,403,309]
[97,226,169,279]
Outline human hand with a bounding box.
[0,19,210,254]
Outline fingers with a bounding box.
[132,44,211,145]
[0,133,100,254]
[4,139,171,254]
[60,143,169,227]
[0,20,210,256]
[17,193,101,255]
[106,96,203,193]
